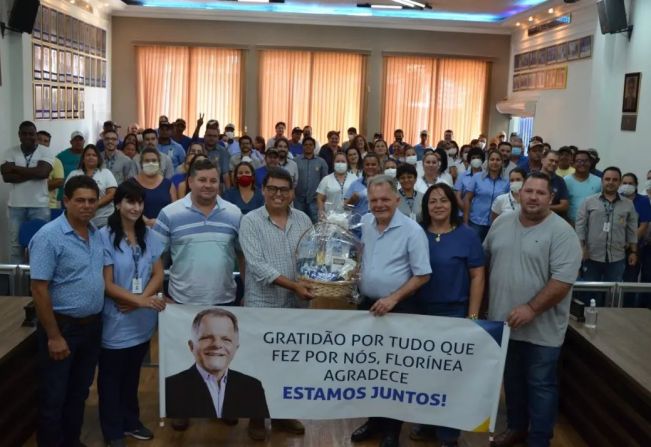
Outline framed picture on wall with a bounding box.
[58,83,65,116]
[33,6,42,39]
[34,84,44,119]
[65,51,73,83]
[579,36,592,58]
[90,26,97,56]
[58,10,66,46]
[81,23,89,54]
[621,114,637,131]
[85,56,91,86]
[49,9,58,44]
[42,46,50,81]
[65,15,73,48]
[51,86,58,119]
[101,61,106,88]
[79,88,85,119]
[66,87,73,119]
[546,46,556,65]
[41,7,50,42]
[558,42,568,62]
[43,85,51,119]
[567,40,580,60]
[33,44,42,80]
[58,49,66,82]
[101,29,107,57]
[622,72,641,113]
[50,48,58,81]
[79,55,85,85]
[73,88,79,119]
[73,54,79,84]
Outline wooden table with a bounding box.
[560,308,651,446]
[0,296,38,447]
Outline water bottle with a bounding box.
[584,299,598,329]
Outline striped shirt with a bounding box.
[239,206,313,308]
[153,194,242,305]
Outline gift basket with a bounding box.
[296,206,363,303]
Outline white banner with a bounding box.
[159,304,509,432]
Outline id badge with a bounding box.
[132,278,143,294]
[603,222,611,233]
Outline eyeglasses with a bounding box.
[265,185,292,196]
[574,159,590,164]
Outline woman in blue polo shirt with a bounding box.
[412,182,485,446]
[98,181,166,446]
[464,149,509,241]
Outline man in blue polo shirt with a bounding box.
[157,121,186,169]
[540,150,569,217]
[29,175,105,447]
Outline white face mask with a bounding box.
[645,179,651,191]
[470,158,483,169]
[462,153,468,162]
[478,141,486,150]
[136,134,143,143]
[142,162,160,175]
[447,149,458,157]
[334,162,348,174]
[384,168,397,178]
[241,155,252,163]
[618,184,636,196]
[225,131,235,139]
[405,155,418,165]
[510,181,523,193]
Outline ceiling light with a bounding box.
[371,4,402,8]
[238,0,270,3]
[515,21,520,26]
[548,8,554,14]
[528,16,534,22]
[392,0,414,6]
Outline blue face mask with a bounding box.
[512,146,522,156]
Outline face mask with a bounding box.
[470,158,483,169]
[241,155,252,163]
[478,141,486,150]
[510,181,523,193]
[384,168,397,178]
[348,133,355,141]
[238,175,253,187]
[447,149,458,157]
[645,179,651,191]
[462,153,468,162]
[142,162,159,175]
[405,155,417,165]
[618,184,636,196]
[136,134,143,143]
[512,146,522,156]
[334,162,348,174]
[225,131,234,139]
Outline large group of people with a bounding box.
[2,116,650,447]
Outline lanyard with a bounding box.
[399,189,417,213]
[508,193,516,210]
[24,151,35,167]
[131,244,141,279]
[336,173,348,196]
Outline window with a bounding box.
[382,56,489,145]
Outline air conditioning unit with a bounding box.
[496,99,537,117]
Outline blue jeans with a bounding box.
[503,340,561,447]
[8,206,50,264]
[581,259,626,306]
[37,316,102,447]
[293,197,319,223]
[468,221,490,243]
[98,341,150,442]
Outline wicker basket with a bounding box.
[301,277,355,300]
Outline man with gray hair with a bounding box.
[350,175,431,447]
[165,308,269,419]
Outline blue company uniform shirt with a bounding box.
[222,187,265,215]
[454,170,478,198]
[468,172,509,226]
[99,227,163,349]
[413,144,433,161]
[633,193,651,224]
[255,166,269,189]
[157,141,186,169]
[415,225,484,306]
[289,142,304,157]
[549,173,569,206]
[344,177,370,217]
[29,214,105,317]
[206,145,232,177]
[173,135,193,151]
[358,211,431,300]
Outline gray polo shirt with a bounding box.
[397,190,423,222]
[484,212,582,347]
[206,145,232,176]
[295,155,328,201]
[240,206,313,308]
[102,150,136,184]
[359,210,431,300]
[575,193,638,263]
[280,159,299,186]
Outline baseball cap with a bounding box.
[159,121,173,128]
[265,147,279,156]
[292,127,302,134]
[225,123,235,130]
[103,120,119,129]
[70,131,84,140]
[420,130,428,136]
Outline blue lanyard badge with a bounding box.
[131,245,143,294]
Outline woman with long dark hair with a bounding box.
[98,181,166,446]
[66,144,117,227]
[222,161,264,215]
[410,182,485,446]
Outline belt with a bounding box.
[54,312,101,325]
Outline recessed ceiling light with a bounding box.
[515,21,521,26]
[371,4,402,8]
[528,16,534,22]
[548,8,554,14]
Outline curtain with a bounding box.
[259,49,366,145]
[136,46,242,130]
[382,56,489,146]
